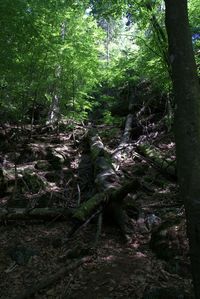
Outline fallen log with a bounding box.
[0,207,72,222]
[73,193,105,222]
[72,128,141,241]
[72,128,122,224]
[137,143,176,180]
[121,114,135,144]
[88,128,120,192]
[112,114,135,162]
[73,179,140,222]
[112,87,139,160]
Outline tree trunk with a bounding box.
[165,0,200,297]
[47,93,60,125]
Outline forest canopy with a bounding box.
[0,0,199,125]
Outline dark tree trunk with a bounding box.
[164,0,200,297]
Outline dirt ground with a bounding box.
[0,122,194,299]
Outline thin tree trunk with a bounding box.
[165,0,200,297]
[47,93,60,125]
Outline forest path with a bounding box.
[0,122,193,298]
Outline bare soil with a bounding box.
[0,122,193,299]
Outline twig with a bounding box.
[94,212,103,247]
[61,269,77,299]
[77,183,81,206]
[67,208,102,240]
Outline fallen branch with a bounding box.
[0,207,72,222]
[14,256,92,299]
[137,143,176,180]
[72,193,105,222]
[68,208,103,239]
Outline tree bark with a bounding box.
[165,0,200,297]
[47,93,60,125]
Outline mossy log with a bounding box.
[0,207,72,222]
[73,179,140,222]
[121,114,134,144]
[73,192,106,221]
[137,143,176,179]
[73,128,140,225]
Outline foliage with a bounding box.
[0,0,199,124]
[0,0,104,123]
[189,0,200,75]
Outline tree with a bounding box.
[164,0,200,297]
[0,0,103,124]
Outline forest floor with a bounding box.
[0,118,194,299]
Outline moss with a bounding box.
[138,143,176,176]
[73,193,104,222]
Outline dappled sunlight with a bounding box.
[0,0,197,297]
